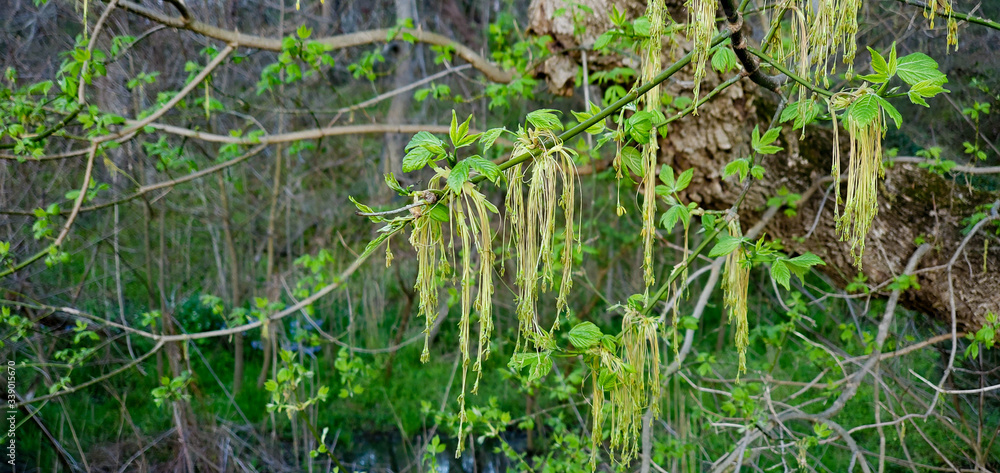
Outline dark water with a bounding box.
[343,432,528,473]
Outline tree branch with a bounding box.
[718,0,788,94]
[113,0,513,83]
[895,0,1000,31]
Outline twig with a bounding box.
[889,156,1000,174]
[356,200,426,217]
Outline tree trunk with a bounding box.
[384,0,418,182]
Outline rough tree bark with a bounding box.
[528,0,1000,329]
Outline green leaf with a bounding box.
[508,352,553,383]
[526,109,563,131]
[448,110,464,147]
[661,204,681,230]
[675,168,694,192]
[750,125,782,154]
[384,173,408,195]
[633,16,651,37]
[907,77,949,107]
[887,42,898,78]
[593,31,614,50]
[427,203,450,222]
[709,234,742,257]
[759,127,781,146]
[788,253,826,267]
[447,161,471,194]
[620,146,644,177]
[465,155,501,183]
[659,164,675,188]
[896,53,946,86]
[402,146,434,172]
[627,111,655,144]
[867,46,888,78]
[874,95,902,129]
[348,196,374,214]
[849,94,879,128]
[770,259,791,290]
[724,158,750,181]
[857,72,888,84]
[785,252,826,283]
[907,89,929,107]
[405,131,446,155]
[711,46,739,73]
[296,25,312,40]
[780,99,822,130]
[479,127,505,152]
[756,145,783,155]
[571,105,606,134]
[568,322,603,349]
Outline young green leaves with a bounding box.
[779,98,824,137]
[656,165,697,232]
[402,111,505,194]
[447,156,499,194]
[858,44,949,109]
[769,253,826,291]
[723,125,780,182]
[402,131,447,172]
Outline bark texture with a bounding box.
[527,0,1000,329]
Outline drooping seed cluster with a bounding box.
[449,183,497,455]
[830,93,885,269]
[505,129,577,353]
[688,0,718,105]
[807,0,862,82]
[410,209,445,364]
[722,219,750,379]
[641,0,667,293]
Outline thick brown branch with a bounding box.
[718,0,787,93]
[114,0,513,83]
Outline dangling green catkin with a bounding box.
[584,311,662,468]
[722,219,750,380]
[688,0,718,106]
[505,131,577,352]
[601,348,641,465]
[641,0,666,293]
[449,182,497,457]
[807,0,862,82]
[451,196,474,456]
[410,213,443,364]
[588,365,605,471]
[924,0,959,50]
[554,144,577,330]
[833,95,885,269]
[468,189,496,395]
[622,308,662,419]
